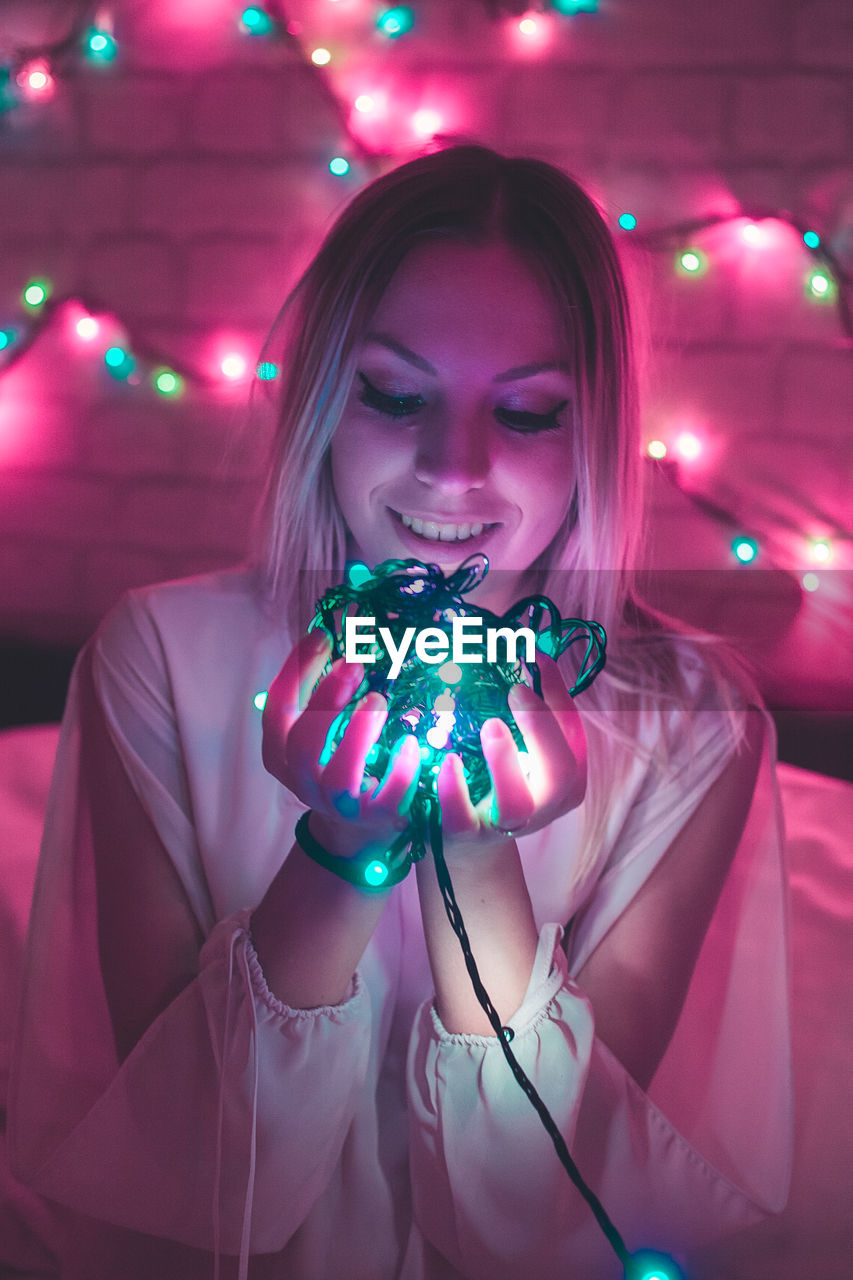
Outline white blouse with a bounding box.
[9,568,792,1279]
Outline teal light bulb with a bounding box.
[364,859,389,887]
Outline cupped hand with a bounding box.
[435,654,587,854]
[262,630,422,855]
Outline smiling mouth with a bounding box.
[393,510,499,544]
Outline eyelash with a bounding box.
[357,374,568,435]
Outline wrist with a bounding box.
[297,811,413,891]
[307,809,378,859]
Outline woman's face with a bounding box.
[330,239,575,611]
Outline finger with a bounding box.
[366,734,422,822]
[507,676,584,807]
[321,690,388,809]
[263,631,331,739]
[480,717,535,831]
[283,658,364,783]
[536,656,587,769]
[262,632,333,780]
[436,752,479,835]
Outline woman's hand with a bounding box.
[262,630,422,856]
[436,654,587,856]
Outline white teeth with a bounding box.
[399,513,490,542]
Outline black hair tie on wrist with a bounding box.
[295,811,412,890]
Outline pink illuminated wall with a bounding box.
[0,0,851,708]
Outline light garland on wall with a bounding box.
[1,0,851,586]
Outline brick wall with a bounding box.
[0,0,851,702]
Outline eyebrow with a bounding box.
[363,332,572,382]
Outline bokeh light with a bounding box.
[732,536,759,564]
[674,431,702,461]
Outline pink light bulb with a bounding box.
[675,431,702,461]
[75,316,100,341]
[221,353,247,380]
[17,60,55,100]
[411,108,441,138]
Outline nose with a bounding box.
[413,407,490,495]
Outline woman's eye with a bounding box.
[358,373,424,418]
[496,400,569,434]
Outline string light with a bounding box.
[240,7,275,36]
[153,369,183,397]
[16,60,54,101]
[411,108,441,138]
[647,440,667,459]
[802,572,820,592]
[23,281,50,308]
[802,230,821,249]
[75,316,100,341]
[255,360,279,380]
[732,536,759,564]
[807,269,834,300]
[377,7,415,38]
[618,212,637,231]
[676,249,707,276]
[311,47,332,65]
[220,353,248,380]
[675,431,702,461]
[329,156,350,175]
[85,29,118,62]
[810,538,832,563]
[104,346,136,380]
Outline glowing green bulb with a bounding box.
[255,361,278,381]
[807,269,833,299]
[802,230,820,249]
[364,859,389,886]
[86,29,117,60]
[104,346,136,380]
[377,6,415,37]
[552,0,599,10]
[329,157,350,176]
[0,328,16,350]
[618,212,637,231]
[677,249,706,276]
[626,1248,685,1280]
[732,536,758,564]
[23,281,49,308]
[241,6,274,35]
[347,562,373,588]
[253,691,268,710]
[153,368,183,397]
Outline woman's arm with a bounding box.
[576,706,764,1089]
[408,697,772,1278]
[9,618,409,1255]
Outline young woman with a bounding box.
[9,145,791,1279]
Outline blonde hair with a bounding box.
[250,144,753,891]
